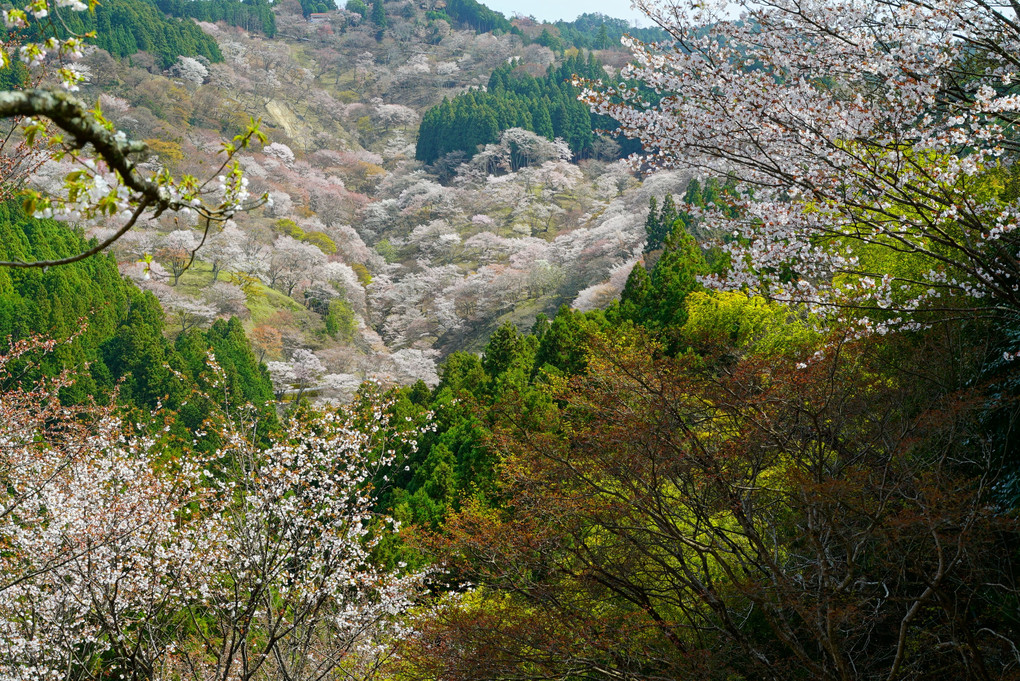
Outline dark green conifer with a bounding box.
[371,0,386,27]
[618,261,652,323]
[659,193,680,240]
[684,178,704,207]
[532,102,554,139]
[481,322,529,377]
[644,195,669,252]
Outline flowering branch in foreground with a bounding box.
[0,0,268,270]
[579,0,1020,327]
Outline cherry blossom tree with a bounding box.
[0,339,423,681]
[155,229,199,286]
[268,349,326,402]
[147,282,217,332]
[203,222,245,282]
[236,228,272,280]
[268,235,328,297]
[573,259,639,311]
[263,142,296,165]
[407,220,462,264]
[204,280,250,319]
[466,129,572,177]
[389,348,440,387]
[580,0,1020,326]
[170,400,424,681]
[0,358,206,681]
[397,178,461,223]
[267,360,298,401]
[370,266,462,348]
[328,223,380,268]
[317,261,368,314]
[320,372,364,403]
[309,185,350,228]
[170,56,209,85]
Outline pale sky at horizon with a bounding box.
[480,0,653,26]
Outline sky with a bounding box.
[480,0,652,26]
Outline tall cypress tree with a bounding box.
[684,178,704,207]
[371,0,386,27]
[644,196,668,252]
[533,101,554,139]
[618,262,652,324]
[659,194,680,241]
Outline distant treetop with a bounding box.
[552,12,669,50]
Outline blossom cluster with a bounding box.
[0,338,424,681]
[579,0,1020,325]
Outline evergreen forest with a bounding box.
[416,53,639,164]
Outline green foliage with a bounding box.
[298,0,333,17]
[0,60,29,90]
[549,12,669,50]
[379,377,494,541]
[99,288,183,410]
[416,54,621,164]
[346,0,368,18]
[0,204,128,403]
[370,0,386,27]
[0,202,274,431]
[152,0,276,37]
[303,230,338,254]
[643,195,668,252]
[324,299,356,341]
[373,245,807,574]
[37,0,224,67]
[443,0,517,34]
[351,262,373,286]
[616,263,650,327]
[375,238,399,263]
[274,218,305,239]
[617,224,707,354]
[437,351,486,394]
[657,193,679,244]
[376,310,603,544]
[646,230,707,336]
[534,28,563,53]
[174,317,277,436]
[680,291,816,357]
[627,179,741,348]
[533,305,608,377]
[481,321,534,377]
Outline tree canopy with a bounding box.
[416,54,635,164]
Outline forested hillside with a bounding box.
[0,203,276,426]
[1,0,1019,678]
[552,12,667,49]
[154,0,277,37]
[11,0,677,399]
[416,54,640,163]
[33,0,225,66]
